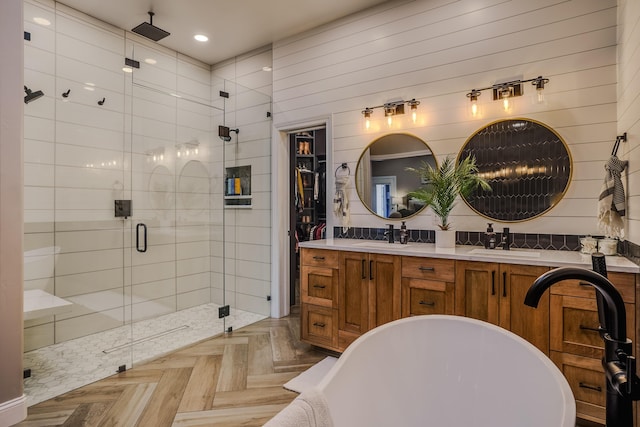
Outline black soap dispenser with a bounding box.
[485,223,496,249]
[400,221,408,244]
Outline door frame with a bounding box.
[271,116,332,318]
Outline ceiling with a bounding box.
[56,0,390,65]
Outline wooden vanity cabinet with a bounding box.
[549,272,637,425]
[454,261,550,355]
[337,251,401,350]
[401,257,455,316]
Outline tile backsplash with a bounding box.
[334,226,638,262]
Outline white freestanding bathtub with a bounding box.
[311,315,575,427]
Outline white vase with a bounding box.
[435,229,456,249]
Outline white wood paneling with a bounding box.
[273,0,619,237]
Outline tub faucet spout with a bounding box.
[525,265,640,427]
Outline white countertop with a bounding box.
[24,289,73,321]
[299,238,640,273]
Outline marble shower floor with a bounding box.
[23,303,266,406]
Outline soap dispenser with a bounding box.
[485,223,496,249]
[400,221,408,244]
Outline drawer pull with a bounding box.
[419,300,435,307]
[313,322,326,328]
[370,260,374,280]
[418,266,434,272]
[579,281,592,287]
[312,284,326,289]
[579,325,600,333]
[579,382,602,392]
[313,256,325,260]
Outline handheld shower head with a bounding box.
[24,86,44,104]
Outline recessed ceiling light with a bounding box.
[122,67,133,73]
[194,34,208,42]
[33,17,51,26]
[262,66,272,72]
[145,58,157,65]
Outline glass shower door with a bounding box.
[127,76,224,365]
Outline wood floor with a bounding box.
[17,308,327,427]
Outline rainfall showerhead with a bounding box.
[24,86,44,104]
[132,12,170,42]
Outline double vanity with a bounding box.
[298,238,640,425]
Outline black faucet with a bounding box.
[500,227,510,250]
[384,224,394,243]
[524,256,640,427]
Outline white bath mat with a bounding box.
[284,356,338,394]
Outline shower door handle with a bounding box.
[136,223,147,253]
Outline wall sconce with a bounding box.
[466,75,549,114]
[361,98,419,128]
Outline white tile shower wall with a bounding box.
[272,0,618,236]
[617,0,640,247]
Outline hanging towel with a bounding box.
[597,155,628,239]
[333,175,350,232]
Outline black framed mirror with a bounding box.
[355,133,435,219]
[459,118,572,222]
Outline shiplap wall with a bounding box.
[618,0,640,247]
[273,0,619,236]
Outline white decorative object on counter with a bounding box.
[580,236,598,254]
[598,238,618,256]
[435,229,455,249]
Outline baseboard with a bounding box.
[0,394,27,427]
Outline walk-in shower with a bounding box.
[22,4,273,404]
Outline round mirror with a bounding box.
[459,118,572,222]
[356,133,435,219]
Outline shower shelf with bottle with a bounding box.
[224,165,252,208]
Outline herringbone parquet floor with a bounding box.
[17,309,327,427]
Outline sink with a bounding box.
[469,248,540,258]
[352,241,411,249]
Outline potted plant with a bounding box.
[407,155,490,248]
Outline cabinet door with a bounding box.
[338,252,369,342]
[455,260,499,325]
[369,253,401,328]
[500,264,549,355]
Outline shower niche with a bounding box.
[224,165,252,208]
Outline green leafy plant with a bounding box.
[407,155,491,230]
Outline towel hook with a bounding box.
[612,132,627,156]
[335,163,350,177]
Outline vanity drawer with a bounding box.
[549,272,635,303]
[301,248,339,268]
[401,278,454,316]
[301,304,337,350]
[301,265,338,308]
[402,257,455,282]
[550,294,635,358]
[550,351,605,424]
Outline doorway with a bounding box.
[289,127,327,307]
